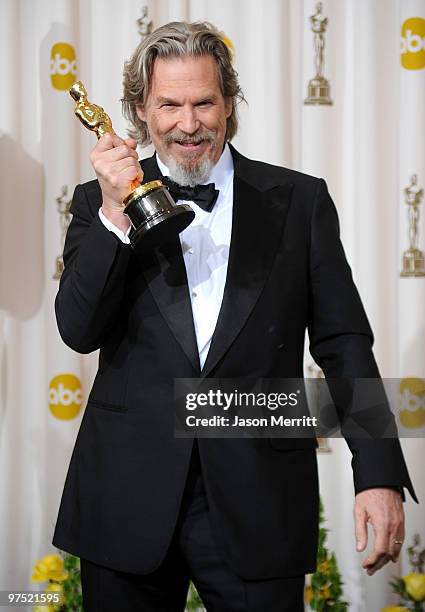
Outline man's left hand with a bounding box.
[354,487,405,576]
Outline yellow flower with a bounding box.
[403,573,425,602]
[46,582,64,612]
[31,554,68,582]
[46,582,62,591]
[304,585,313,603]
[380,607,409,612]
[320,584,331,599]
[318,560,330,574]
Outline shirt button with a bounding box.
[192,290,197,298]
[188,247,194,254]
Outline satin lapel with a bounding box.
[139,153,162,183]
[201,173,294,378]
[136,154,200,374]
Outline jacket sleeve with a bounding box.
[55,182,133,354]
[307,178,417,503]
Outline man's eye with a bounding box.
[197,101,212,107]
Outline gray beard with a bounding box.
[166,156,214,187]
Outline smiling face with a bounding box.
[136,55,232,185]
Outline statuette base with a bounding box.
[53,256,64,280]
[304,76,333,105]
[124,183,195,251]
[401,249,425,277]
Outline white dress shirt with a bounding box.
[98,144,234,369]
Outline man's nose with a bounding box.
[177,106,200,134]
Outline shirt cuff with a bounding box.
[98,208,131,244]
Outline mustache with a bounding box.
[163,130,216,145]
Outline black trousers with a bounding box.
[80,442,305,611]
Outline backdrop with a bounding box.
[0,0,424,610]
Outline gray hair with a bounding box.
[122,21,245,146]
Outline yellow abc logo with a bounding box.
[49,374,83,420]
[400,17,425,70]
[399,377,425,428]
[50,42,77,90]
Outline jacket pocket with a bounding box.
[87,398,128,413]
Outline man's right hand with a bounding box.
[90,133,144,233]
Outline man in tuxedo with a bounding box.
[53,21,416,611]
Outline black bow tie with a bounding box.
[162,176,219,213]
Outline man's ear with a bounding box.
[224,97,233,119]
[136,104,146,122]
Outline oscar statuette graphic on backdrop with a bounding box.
[304,1,333,105]
[137,5,153,40]
[400,174,425,277]
[53,186,72,280]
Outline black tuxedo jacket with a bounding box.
[52,144,416,579]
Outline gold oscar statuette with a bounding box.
[304,1,333,105]
[401,174,425,277]
[69,80,194,251]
